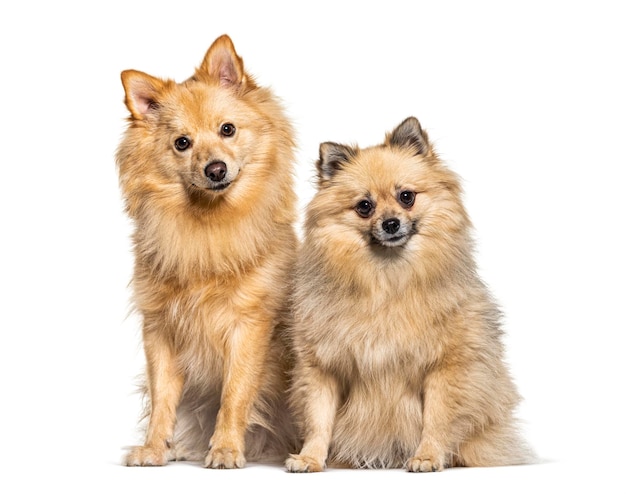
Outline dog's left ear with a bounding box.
[198,34,247,88]
[386,117,431,156]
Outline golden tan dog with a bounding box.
[116,35,298,468]
[286,117,534,472]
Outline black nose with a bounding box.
[382,218,401,235]
[204,161,227,182]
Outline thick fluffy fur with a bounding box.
[117,35,298,468]
[286,117,533,472]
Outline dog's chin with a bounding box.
[190,181,232,194]
[185,181,234,206]
[370,234,412,249]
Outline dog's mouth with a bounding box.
[190,180,232,193]
[207,181,232,191]
[370,220,418,248]
[371,234,411,248]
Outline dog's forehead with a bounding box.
[348,146,424,194]
[161,81,245,128]
[178,81,230,111]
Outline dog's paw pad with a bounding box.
[204,447,246,469]
[285,454,324,473]
[406,456,445,473]
[125,446,169,467]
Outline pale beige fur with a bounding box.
[286,117,534,472]
[116,35,298,468]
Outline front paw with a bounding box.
[285,454,325,473]
[406,453,446,473]
[125,445,169,466]
[204,447,246,469]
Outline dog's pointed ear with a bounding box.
[121,70,166,120]
[317,142,356,181]
[386,117,431,156]
[198,34,246,88]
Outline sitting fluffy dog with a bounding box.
[286,117,534,472]
[117,35,298,468]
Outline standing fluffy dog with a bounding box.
[116,35,298,468]
[286,117,533,472]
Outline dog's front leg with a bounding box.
[204,321,270,469]
[407,362,469,473]
[285,364,340,473]
[125,324,184,466]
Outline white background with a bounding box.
[1,1,624,492]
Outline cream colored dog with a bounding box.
[286,117,534,472]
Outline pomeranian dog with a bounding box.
[286,117,534,472]
[116,35,298,468]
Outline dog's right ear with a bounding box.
[317,142,356,181]
[121,70,166,120]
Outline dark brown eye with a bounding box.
[220,123,236,137]
[398,190,415,208]
[355,199,375,218]
[174,136,191,151]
